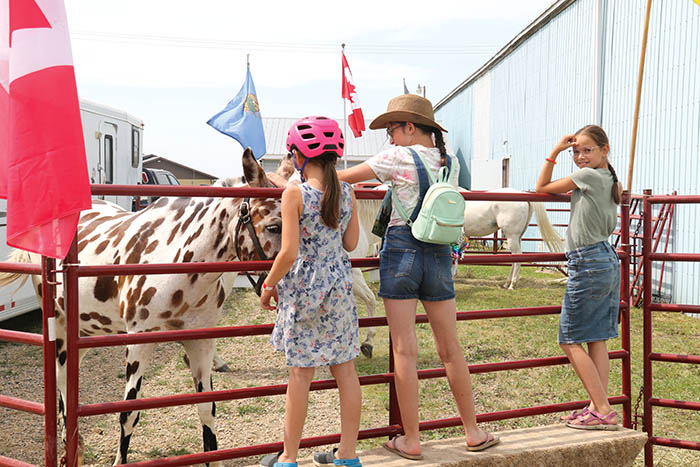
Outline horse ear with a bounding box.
[275,152,295,181]
[241,148,272,187]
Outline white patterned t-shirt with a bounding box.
[366,145,460,227]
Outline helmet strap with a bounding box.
[292,151,309,183]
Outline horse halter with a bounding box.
[234,198,269,296]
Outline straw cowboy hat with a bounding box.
[369,94,447,132]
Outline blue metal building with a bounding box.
[434,0,700,307]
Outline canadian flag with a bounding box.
[341,51,365,138]
[0,0,91,259]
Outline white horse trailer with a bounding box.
[0,99,143,322]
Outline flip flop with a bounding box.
[566,410,619,431]
[467,432,500,452]
[383,435,423,461]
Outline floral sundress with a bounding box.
[271,182,359,367]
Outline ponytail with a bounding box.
[319,154,341,229]
[607,162,621,205]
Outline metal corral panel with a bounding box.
[434,0,700,308]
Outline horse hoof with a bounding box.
[214,364,232,373]
[360,343,373,359]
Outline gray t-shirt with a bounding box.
[567,167,618,251]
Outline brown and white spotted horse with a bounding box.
[0,149,282,466]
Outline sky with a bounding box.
[64,0,555,178]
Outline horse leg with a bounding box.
[183,349,231,373]
[182,338,222,467]
[352,268,376,359]
[114,342,155,466]
[505,236,522,289]
[55,334,88,466]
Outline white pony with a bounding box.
[461,188,564,289]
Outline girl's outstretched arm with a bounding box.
[338,162,377,184]
[342,188,360,252]
[536,134,578,194]
[260,184,302,310]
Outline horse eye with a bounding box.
[265,224,281,234]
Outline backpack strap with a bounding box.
[392,147,452,225]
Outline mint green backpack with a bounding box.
[392,149,465,245]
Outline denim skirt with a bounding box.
[378,226,456,301]
[558,241,620,344]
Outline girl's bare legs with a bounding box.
[383,298,421,456]
[329,360,362,460]
[423,298,492,446]
[278,366,315,463]
[560,342,616,422]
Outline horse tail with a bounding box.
[0,249,35,288]
[532,202,565,253]
[357,198,383,251]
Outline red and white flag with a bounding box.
[341,51,365,138]
[1,0,91,259]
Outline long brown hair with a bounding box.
[306,152,341,229]
[575,125,621,205]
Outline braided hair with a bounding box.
[575,125,621,205]
[415,122,448,166]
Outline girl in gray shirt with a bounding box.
[535,125,623,431]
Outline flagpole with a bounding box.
[341,43,348,169]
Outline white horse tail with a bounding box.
[0,248,35,288]
[532,202,565,253]
[356,198,383,253]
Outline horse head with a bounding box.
[233,148,283,264]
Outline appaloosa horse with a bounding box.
[0,149,282,466]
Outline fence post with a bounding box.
[619,191,632,428]
[63,238,81,467]
[642,190,653,466]
[42,256,58,467]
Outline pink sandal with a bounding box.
[561,407,590,422]
[566,410,619,431]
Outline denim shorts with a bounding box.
[559,241,621,344]
[378,226,456,301]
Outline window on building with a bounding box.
[104,134,114,184]
[132,128,140,168]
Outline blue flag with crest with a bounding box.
[207,65,266,159]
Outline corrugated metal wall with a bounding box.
[437,90,473,187]
[435,0,700,307]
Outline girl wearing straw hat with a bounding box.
[335,94,499,461]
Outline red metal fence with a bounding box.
[641,192,700,466]
[0,186,634,466]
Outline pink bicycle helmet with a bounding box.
[286,116,344,158]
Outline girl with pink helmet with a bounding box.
[259,117,362,467]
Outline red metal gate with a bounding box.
[0,186,633,466]
[641,192,700,466]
